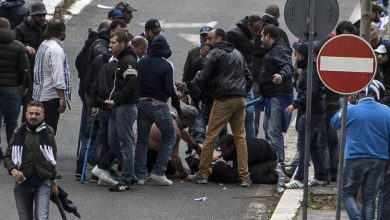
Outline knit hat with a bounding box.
[30,2,47,15]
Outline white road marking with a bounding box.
[320,56,374,73]
[349,2,361,23]
[68,0,94,15]
[139,21,217,29]
[178,33,200,45]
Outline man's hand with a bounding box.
[26,46,36,56]
[272,73,283,84]
[58,99,66,113]
[51,181,59,195]
[286,104,295,115]
[104,100,115,109]
[92,107,99,117]
[11,169,26,183]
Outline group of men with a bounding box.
[1,0,390,219]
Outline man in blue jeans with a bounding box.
[135,35,182,186]
[332,80,390,220]
[90,31,139,192]
[0,17,29,159]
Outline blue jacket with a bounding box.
[331,97,390,160]
[138,35,182,116]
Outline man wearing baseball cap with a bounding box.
[115,1,137,24]
[140,18,163,54]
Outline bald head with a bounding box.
[98,19,112,32]
[265,4,280,19]
[0,18,11,30]
[131,36,148,58]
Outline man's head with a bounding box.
[131,36,148,58]
[370,22,380,43]
[45,19,66,41]
[0,17,10,30]
[115,1,137,24]
[220,134,235,158]
[372,2,383,23]
[265,4,280,19]
[26,101,45,127]
[199,25,213,46]
[180,106,198,128]
[293,42,308,61]
[110,31,129,56]
[335,21,356,35]
[109,19,127,34]
[144,18,162,41]
[30,2,47,25]
[107,8,124,21]
[375,44,388,64]
[98,19,112,32]
[261,24,278,49]
[206,28,225,49]
[247,15,262,38]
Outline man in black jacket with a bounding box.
[135,35,182,186]
[14,2,47,123]
[226,15,262,137]
[0,0,29,29]
[4,101,58,220]
[210,134,278,184]
[0,17,29,159]
[285,42,328,188]
[90,31,139,192]
[190,28,253,187]
[260,24,293,165]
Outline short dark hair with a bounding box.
[262,24,279,39]
[109,19,127,32]
[214,28,226,41]
[111,31,129,45]
[220,134,234,147]
[0,17,10,29]
[335,21,356,35]
[27,101,44,111]
[247,15,262,25]
[131,36,147,47]
[45,19,66,39]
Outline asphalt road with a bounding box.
[0,0,357,219]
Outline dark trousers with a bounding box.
[96,111,116,170]
[42,98,60,134]
[378,170,390,220]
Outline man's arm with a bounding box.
[165,62,183,116]
[331,109,343,129]
[170,134,188,178]
[17,45,30,94]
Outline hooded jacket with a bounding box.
[0,0,29,29]
[0,28,29,88]
[226,16,254,67]
[259,38,293,98]
[91,47,139,109]
[192,41,253,100]
[138,35,182,116]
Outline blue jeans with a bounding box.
[342,158,387,220]
[14,180,51,220]
[245,90,255,137]
[0,86,22,143]
[263,97,284,163]
[189,102,211,144]
[294,115,328,181]
[135,99,176,179]
[252,84,263,137]
[378,170,390,220]
[108,104,138,185]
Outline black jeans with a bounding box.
[42,98,60,134]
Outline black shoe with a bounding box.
[109,183,130,192]
[0,150,4,160]
[75,172,81,179]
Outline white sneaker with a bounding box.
[149,173,172,186]
[98,178,118,186]
[92,165,118,186]
[308,178,327,187]
[285,179,304,189]
[137,179,145,185]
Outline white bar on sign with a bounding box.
[320,56,374,73]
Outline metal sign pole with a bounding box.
[335,96,348,220]
[302,0,316,219]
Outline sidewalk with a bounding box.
[271,116,349,220]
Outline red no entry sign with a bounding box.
[317,34,377,94]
